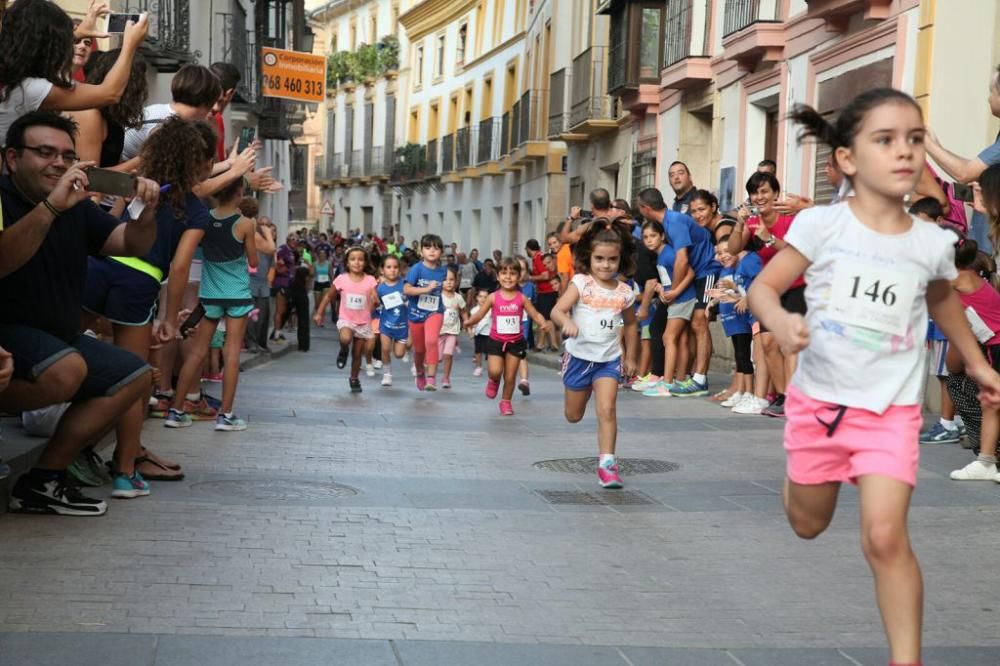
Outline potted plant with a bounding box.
[377,35,400,76]
[356,43,380,83]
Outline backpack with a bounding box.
[926,161,968,235]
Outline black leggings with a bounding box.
[287,289,311,351]
[731,333,753,374]
[648,301,669,377]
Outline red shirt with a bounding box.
[959,278,1000,346]
[211,112,227,162]
[532,252,555,294]
[748,214,805,289]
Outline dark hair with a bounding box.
[637,188,667,211]
[210,62,242,92]
[611,198,634,217]
[420,233,443,250]
[788,88,921,151]
[344,245,373,275]
[590,188,611,210]
[525,238,541,252]
[689,189,719,211]
[237,196,259,218]
[85,49,148,130]
[445,265,458,282]
[171,65,223,109]
[0,0,74,103]
[640,219,666,239]
[497,256,521,275]
[978,163,1000,250]
[483,258,495,267]
[907,197,944,221]
[140,117,216,216]
[4,110,77,153]
[668,161,689,174]
[214,172,246,204]
[745,171,781,196]
[954,239,1000,289]
[574,218,636,277]
[956,238,980,270]
[381,254,399,268]
[757,159,777,172]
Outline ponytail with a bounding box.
[788,88,921,151]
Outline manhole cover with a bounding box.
[533,458,679,475]
[534,489,659,506]
[190,480,358,501]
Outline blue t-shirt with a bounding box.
[970,138,1000,254]
[520,282,537,338]
[656,244,696,304]
[141,193,211,274]
[405,262,447,322]
[664,210,720,279]
[718,254,762,336]
[926,319,948,342]
[377,281,408,335]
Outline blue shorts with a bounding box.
[381,323,409,342]
[204,303,253,320]
[0,324,149,401]
[82,257,161,326]
[561,354,622,391]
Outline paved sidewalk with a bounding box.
[0,327,998,665]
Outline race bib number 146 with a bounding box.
[828,259,916,338]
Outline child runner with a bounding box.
[404,234,447,391]
[314,247,378,393]
[167,176,258,431]
[550,220,638,488]
[469,290,492,377]
[376,255,409,387]
[312,249,332,326]
[439,267,467,389]
[465,258,549,415]
[749,88,1000,666]
[515,255,535,394]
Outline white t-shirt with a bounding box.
[122,103,174,160]
[565,273,635,363]
[785,203,958,413]
[440,292,466,335]
[470,304,492,336]
[0,78,54,142]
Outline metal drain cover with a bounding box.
[190,480,358,501]
[534,489,659,506]
[533,458,679,475]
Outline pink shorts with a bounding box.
[438,333,458,357]
[783,384,922,487]
[337,320,374,340]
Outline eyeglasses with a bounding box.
[14,145,80,164]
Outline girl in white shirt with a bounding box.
[749,88,1000,666]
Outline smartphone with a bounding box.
[179,304,206,339]
[238,126,257,153]
[107,13,141,33]
[952,182,975,203]
[580,209,593,219]
[86,168,136,196]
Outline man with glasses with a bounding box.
[0,111,161,516]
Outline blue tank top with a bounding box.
[200,212,251,306]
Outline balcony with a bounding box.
[212,9,258,104]
[131,0,196,73]
[721,0,784,72]
[500,112,511,157]
[507,91,549,165]
[455,127,473,170]
[660,0,713,90]
[440,133,455,173]
[318,151,346,184]
[426,139,439,176]
[548,69,567,138]
[564,47,617,140]
[350,149,364,178]
[368,146,390,179]
[390,143,430,184]
[602,1,666,96]
[477,117,502,166]
[804,0,893,32]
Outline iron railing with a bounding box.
[723,0,778,37]
[500,112,510,157]
[441,133,455,172]
[570,46,615,128]
[368,146,389,176]
[324,151,343,180]
[456,127,473,170]
[510,101,521,148]
[608,12,627,92]
[517,90,545,145]
[548,69,567,137]
[426,139,439,175]
[664,0,705,66]
[129,0,194,68]
[350,149,363,177]
[477,117,501,164]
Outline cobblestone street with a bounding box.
[1,329,999,665]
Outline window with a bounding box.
[435,34,446,78]
[632,148,656,201]
[606,2,665,95]
[457,23,468,64]
[291,144,307,190]
[639,8,661,79]
[415,45,424,87]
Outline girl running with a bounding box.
[376,255,409,387]
[168,176,257,431]
[749,88,1000,666]
[466,258,549,415]
[314,247,378,393]
[439,267,467,389]
[404,234,447,391]
[550,220,638,489]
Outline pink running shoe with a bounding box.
[424,376,437,392]
[415,374,427,391]
[485,379,500,399]
[597,462,624,489]
[499,399,514,416]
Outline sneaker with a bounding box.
[403,352,411,363]
[485,378,500,399]
[148,392,174,418]
[950,459,998,480]
[631,375,662,392]
[959,423,968,439]
[424,377,437,392]
[216,413,248,430]
[336,347,349,369]
[277,331,287,341]
[597,462,624,489]
[720,392,745,408]
[499,399,514,416]
[762,398,786,418]
[183,396,218,421]
[919,423,961,445]
[442,378,452,389]
[164,408,193,428]
[473,366,483,377]
[373,359,383,370]
[642,381,675,397]
[111,471,150,499]
[518,380,531,396]
[670,378,709,397]
[349,378,363,393]
[732,395,767,415]
[365,363,375,378]
[415,374,427,391]
[381,373,393,387]
[9,473,107,516]
[66,456,104,488]
[202,372,223,383]
[410,364,418,376]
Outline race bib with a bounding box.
[417,294,440,311]
[496,315,520,335]
[382,291,404,309]
[346,293,366,311]
[656,265,672,287]
[828,259,916,337]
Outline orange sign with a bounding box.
[261,47,326,103]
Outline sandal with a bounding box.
[709,390,734,403]
[135,455,184,481]
[140,447,181,471]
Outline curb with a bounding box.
[239,339,298,372]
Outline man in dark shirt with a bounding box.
[470,258,499,305]
[668,161,697,213]
[0,111,161,516]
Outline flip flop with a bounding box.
[135,455,185,481]
[139,447,182,471]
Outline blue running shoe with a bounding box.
[670,378,709,397]
[919,423,960,444]
[164,408,192,429]
[215,413,247,431]
[111,471,150,499]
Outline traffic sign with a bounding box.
[261,47,326,103]
[320,200,334,216]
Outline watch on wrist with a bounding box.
[763,237,776,248]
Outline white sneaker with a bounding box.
[365,363,375,377]
[732,395,765,415]
[373,359,383,370]
[720,392,745,408]
[402,352,411,363]
[631,375,661,392]
[410,364,417,376]
[381,373,392,387]
[950,459,998,481]
[473,366,483,377]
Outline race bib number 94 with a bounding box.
[828,259,916,337]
